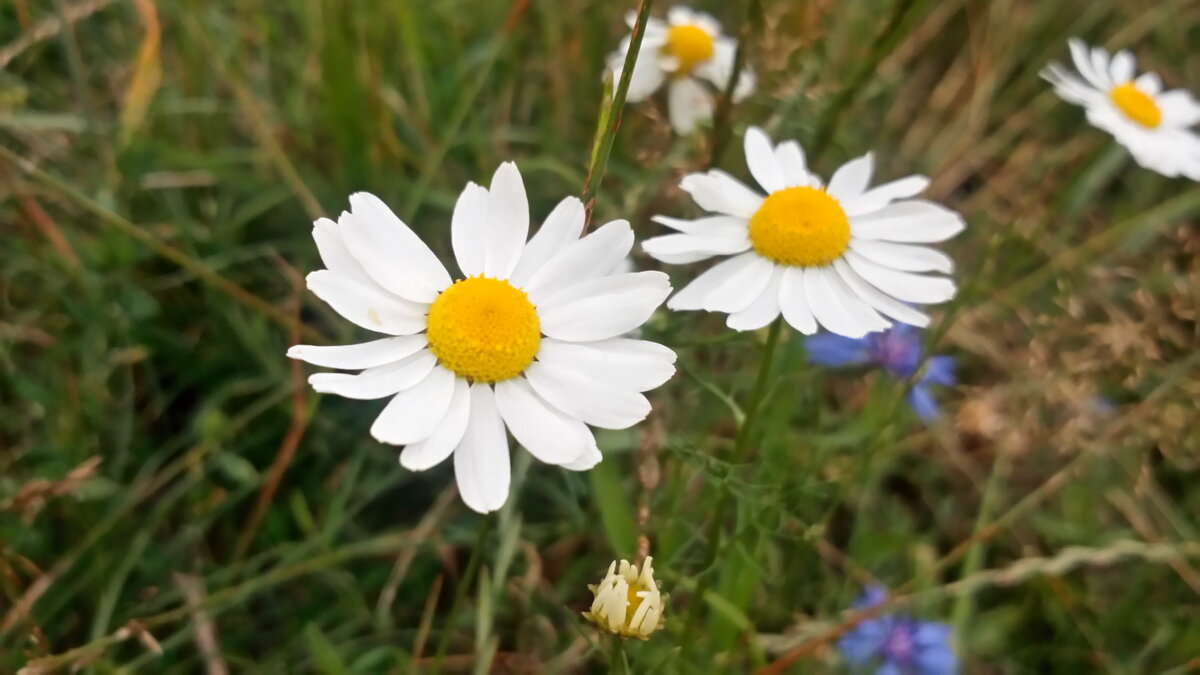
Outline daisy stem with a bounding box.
[580,0,656,227]
[609,635,630,674]
[432,513,494,674]
[809,0,919,160]
[708,0,763,168]
[681,318,784,652]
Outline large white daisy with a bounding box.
[608,6,755,135]
[643,127,964,337]
[288,164,676,513]
[1042,38,1200,180]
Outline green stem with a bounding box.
[609,635,629,675]
[808,0,919,161]
[680,318,784,650]
[580,0,656,226]
[708,0,763,168]
[432,515,493,674]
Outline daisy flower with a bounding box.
[1042,38,1200,180]
[643,127,964,338]
[806,322,956,422]
[838,585,957,675]
[583,556,666,639]
[608,6,755,135]
[288,164,675,513]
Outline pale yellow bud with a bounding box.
[582,556,666,639]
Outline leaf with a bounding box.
[118,0,161,149]
[303,623,349,675]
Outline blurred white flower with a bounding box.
[1042,38,1200,180]
[608,6,754,134]
[288,163,675,513]
[583,556,666,639]
[643,127,964,338]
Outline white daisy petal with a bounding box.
[305,270,427,335]
[844,250,956,304]
[774,140,810,188]
[509,196,586,288]
[494,378,587,465]
[680,170,764,218]
[308,350,436,400]
[822,265,891,332]
[453,384,510,513]
[1042,63,1104,107]
[400,377,471,471]
[850,200,966,243]
[727,265,783,331]
[744,126,786,194]
[370,365,457,445]
[539,272,672,342]
[777,267,818,335]
[1109,49,1135,84]
[525,362,651,430]
[1134,72,1161,95]
[668,77,715,135]
[312,218,376,288]
[827,153,874,202]
[483,162,530,279]
[610,40,667,103]
[666,251,758,311]
[1089,46,1113,90]
[849,239,955,274]
[535,338,677,392]
[342,193,451,303]
[843,175,930,216]
[1068,38,1107,90]
[1159,90,1200,127]
[649,214,750,236]
[561,435,602,471]
[526,219,633,305]
[833,258,931,327]
[804,266,870,338]
[641,228,752,265]
[700,254,775,313]
[288,335,427,370]
[451,182,489,277]
[667,6,695,26]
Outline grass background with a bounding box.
[3,0,1199,672]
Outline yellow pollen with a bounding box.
[748,186,851,267]
[426,276,540,383]
[1109,82,1162,128]
[662,24,714,75]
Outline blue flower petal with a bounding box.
[838,618,888,664]
[876,662,903,675]
[907,385,941,422]
[913,643,958,675]
[922,356,957,387]
[805,333,873,367]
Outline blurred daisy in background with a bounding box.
[806,322,956,422]
[1042,38,1200,180]
[838,585,957,675]
[643,127,963,337]
[608,6,754,134]
[288,163,675,513]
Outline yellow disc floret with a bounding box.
[662,24,715,75]
[1109,82,1162,128]
[426,276,540,383]
[748,186,852,267]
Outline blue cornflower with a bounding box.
[838,586,957,675]
[805,323,956,422]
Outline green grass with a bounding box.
[3,0,1200,672]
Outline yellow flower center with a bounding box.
[662,24,714,75]
[747,186,851,267]
[426,276,540,383]
[1109,82,1162,128]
